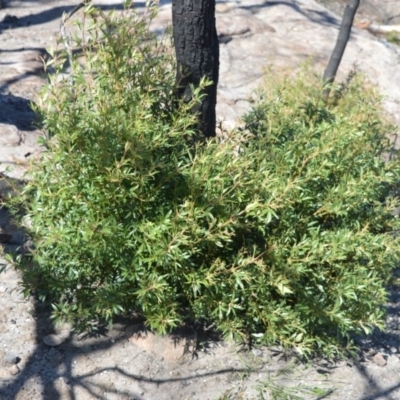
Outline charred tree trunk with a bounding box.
[172,0,219,139]
[322,0,360,101]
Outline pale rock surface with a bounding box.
[372,352,388,367]
[0,124,21,147]
[149,0,400,132]
[0,0,400,181]
[1,1,400,400]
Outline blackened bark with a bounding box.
[172,0,219,139]
[322,0,360,100]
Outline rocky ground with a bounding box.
[1,0,400,399]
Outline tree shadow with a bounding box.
[0,0,339,33]
[0,202,237,398]
[0,0,172,97]
[0,1,173,33]
[354,359,400,400]
[0,254,244,399]
[347,271,400,400]
[238,0,342,28]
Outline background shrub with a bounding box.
[10,6,400,357]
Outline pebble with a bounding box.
[372,353,387,367]
[251,348,263,357]
[9,365,20,375]
[43,333,68,347]
[3,354,19,365]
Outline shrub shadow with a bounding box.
[0,280,244,399]
[0,208,241,399]
[0,92,39,131]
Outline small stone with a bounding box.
[21,216,33,230]
[372,352,387,367]
[9,365,20,375]
[3,354,19,365]
[43,333,68,347]
[251,348,263,357]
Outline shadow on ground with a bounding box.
[0,1,152,34]
[0,92,39,131]
[240,0,340,27]
[0,237,248,399]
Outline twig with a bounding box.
[59,0,91,87]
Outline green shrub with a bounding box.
[10,6,400,356]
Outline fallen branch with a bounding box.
[356,20,400,39]
[367,23,400,35]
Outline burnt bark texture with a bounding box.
[172,0,219,139]
[323,0,360,100]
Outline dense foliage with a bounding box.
[10,6,400,356]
